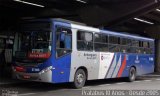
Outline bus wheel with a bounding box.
[72,69,86,89]
[128,67,136,82]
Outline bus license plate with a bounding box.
[23,75,30,79]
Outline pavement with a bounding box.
[0,72,159,85]
[0,78,25,85]
[0,73,160,96]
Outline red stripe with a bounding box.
[117,55,126,78]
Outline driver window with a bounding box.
[56,26,72,58]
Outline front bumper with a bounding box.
[13,70,52,83]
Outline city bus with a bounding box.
[12,19,155,88]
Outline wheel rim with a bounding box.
[130,69,135,80]
[76,73,84,84]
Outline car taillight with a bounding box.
[15,66,26,72]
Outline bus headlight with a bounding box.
[40,66,53,74]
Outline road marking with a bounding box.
[19,93,36,96]
[97,84,111,87]
[84,82,126,88]
[83,84,112,88]
[48,88,71,92]
[104,84,111,86]
[116,82,126,85]
[156,79,160,80]
[143,80,152,82]
[83,86,92,88]
[83,86,98,88]
[134,81,141,83]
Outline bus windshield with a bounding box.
[20,31,51,52]
[15,31,52,63]
[14,22,52,63]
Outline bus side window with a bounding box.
[94,33,108,52]
[109,36,120,52]
[121,38,129,53]
[56,27,72,58]
[138,41,143,54]
[131,40,139,53]
[143,41,148,54]
[77,31,93,51]
[149,42,154,54]
[65,35,71,49]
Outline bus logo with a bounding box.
[135,55,140,63]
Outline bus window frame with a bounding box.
[94,33,109,52]
[55,25,72,59]
[77,30,94,52]
[108,35,121,52]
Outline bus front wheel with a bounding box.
[72,69,86,89]
[128,67,136,82]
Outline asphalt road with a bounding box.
[1,74,160,96]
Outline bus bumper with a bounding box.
[12,70,52,83]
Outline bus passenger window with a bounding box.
[143,41,148,48]
[130,40,139,53]
[94,33,108,52]
[109,36,119,44]
[132,40,139,47]
[77,31,93,51]
[109,36,120,52]
[56,27,72,58]
[143,41,148,54]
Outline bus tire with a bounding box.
[72,69,86,89]
[128,67,136,82]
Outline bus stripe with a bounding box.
[105,54,115,78]
[117,55,126,77]
[110,54,120,78]
[106,54,117,78]
[112,55,122,78]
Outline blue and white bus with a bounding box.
[12,19,155,88]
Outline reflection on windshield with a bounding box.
[20,31,51,52]
[15,31,52,62]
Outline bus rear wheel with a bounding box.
[128,67,136,82]
[72,69,86,89]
